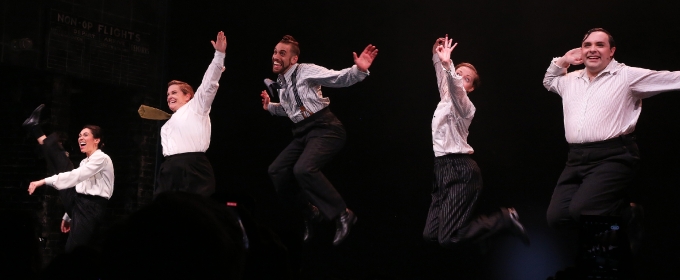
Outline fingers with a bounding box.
[451,42,458,50]
[353,52,358,61]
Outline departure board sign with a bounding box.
[46,10,154,87]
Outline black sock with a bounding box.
[28,125,45,141]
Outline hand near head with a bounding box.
[260,90,270,110]
[27,179,45,195]
[556,48,583,68]
[436,34,458,71]
[353,44,379,72]
[211,31,227,53]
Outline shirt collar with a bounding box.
[579,58,621,79]
[278,63,299,85]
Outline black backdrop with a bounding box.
[163,0,680,279]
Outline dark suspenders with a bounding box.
[289,65,313,119]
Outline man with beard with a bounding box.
[260,35,378,245]
[543,28,680,232]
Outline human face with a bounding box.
[581,31,616,77]
[272,42,298,74]
[167,84,191,112]
[456,66,477,93]
[78,128,100,156]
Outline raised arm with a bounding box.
[193,31,227,114]
[434,35,473,118]
[304,44,379,88]
[543,48,582,94]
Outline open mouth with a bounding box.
[79,142,86,148]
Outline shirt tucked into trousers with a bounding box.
[42,133,110,252]
[424,55,515,246]
[267,63,367,220]
[543,58,680,227]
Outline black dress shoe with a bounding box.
[333,208,357,246]
[23,104,45,139]
[23,104,44,127]
[508,208,530,246]
[303,204,321,243]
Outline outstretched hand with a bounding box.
[211,31,227,53]
[557,48,583,67]
[260,90,270,110]
[28,179,45,195]
[353,44,379,72]
[436,34,458,71]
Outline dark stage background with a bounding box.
[3,0,680,279]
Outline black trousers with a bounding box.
[423,154,514,246]
[42,133,108,252]
[155,152,216,199]
[546,135,640,229]
[268,107,347,220]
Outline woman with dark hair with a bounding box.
[24,110,114,252]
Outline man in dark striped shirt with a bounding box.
[260,35,378,246]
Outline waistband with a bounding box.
[77,192,110,201]
[569,134,636,149]
[292,106,332,128]
[165,152,206,159]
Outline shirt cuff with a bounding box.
[213,50,225,68]
[352,64,370,76]
[547,57,568,75]
[44,176,56,187]
[63,213,71,222]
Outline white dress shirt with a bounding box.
[44,149,114,199]
[267,63,369,123]
[431,54,475,157]
[161,51,224,156]
[544,58,680,144]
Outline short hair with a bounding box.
[280,35,300,56]
[167,80,195,99]
[582,28,616,48]
[455,62,481,89]
[82,124,104,149]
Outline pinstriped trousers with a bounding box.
[423,154,513,247]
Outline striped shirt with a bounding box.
[267,63,369,123]
[161,51,224,156]
[544,58,680,144]
[431,54,475,156]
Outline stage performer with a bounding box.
[423,35,529,247]
[155,31,227,199]
[543,28,679,231]
[24,105,114,252]
[260,35,378,245]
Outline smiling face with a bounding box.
[272,42,298,74]
[167,84,192,112]
[78,128,100,156]
[581,31,616,77]
[456,66,478,93]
